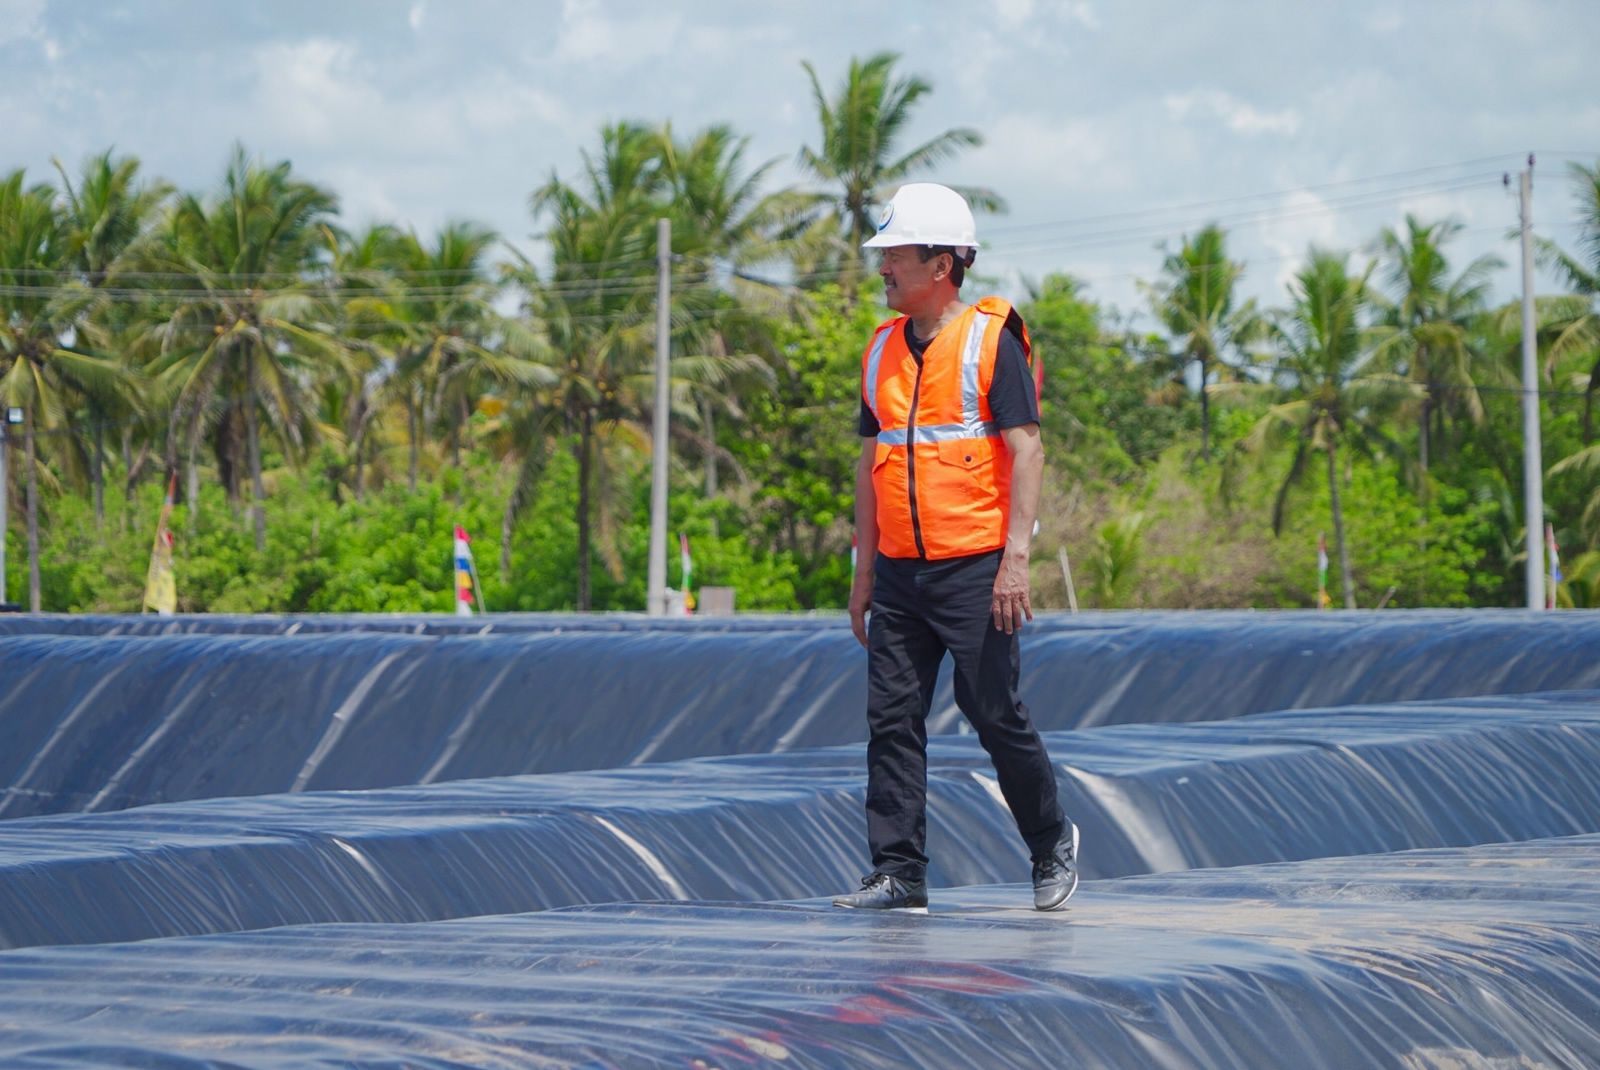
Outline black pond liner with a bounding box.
[0,834,1597,1068]
[3,692,1600,951]
[7,611,1600,818]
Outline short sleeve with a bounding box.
[858,398,881,437]
[986,320,1039,428]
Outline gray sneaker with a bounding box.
[1032,823,1080,911]
[833,872,929,911]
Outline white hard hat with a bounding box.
[861,182,979,254]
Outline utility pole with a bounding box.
[1517,157,1545,610]
[0,413,7,607]
[647,217,672,617]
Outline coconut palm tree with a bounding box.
[797,52,1003,294]
[1144,224,1257,462]
[322,222,408,500]
[512,122,771,606]
[518,122,667,609]
[1535,161,1600,437]
[55,150,170,528]
[1229,250,1409,609]
[1370,215,1499,487]
[139,146,340,551]
[404,224,544,472]
[659,124,781,498]
[0,170,127,610]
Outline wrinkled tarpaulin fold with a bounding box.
[7,611,1600,817]
[1,837,1598,1069]
[3,694,1600,950]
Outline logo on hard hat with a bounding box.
[877,203,894,232]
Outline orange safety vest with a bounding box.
[861,297,1033,560]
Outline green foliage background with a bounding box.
[3,271,1555,614]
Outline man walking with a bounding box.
[834,183,1079,913]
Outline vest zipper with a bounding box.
[905,357,928,559]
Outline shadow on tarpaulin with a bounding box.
[0,836,1596,1068]
[6,610,1600,818]
[3,693,1600,950]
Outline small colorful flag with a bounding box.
[454,526,479,616]
[679,532,695,615]
[1547,522,1562,610]
[1316,532,1329,611]
[143,473,178,616]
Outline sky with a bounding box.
[1,0,1597,318]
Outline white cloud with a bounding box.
[992,0,1035,26]
[0,0,1588,314]
[1165,89,1301,137]
[556,0,678,65]
[992,0,1097,32]
[0,0,44,46]
[1252,190,1348,295]
[254,39,387,146]
[1064,2,1100,29]
[1363,9,1404,34]
[459,80,567,134]
[979,112,1115,187]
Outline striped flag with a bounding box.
[1316,532,1329,610]
[679,532,695,615]
[1547,523,1562,610]
[454,526,477,616]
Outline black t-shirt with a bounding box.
[857,310,1038,437]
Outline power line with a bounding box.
[992,174,1508,256]
[983,154,1529,237]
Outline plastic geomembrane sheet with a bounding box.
[8,611,1600,817]
[1,835,1597,1069]
[5,692,1600,950]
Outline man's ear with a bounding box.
[933,253,954,283]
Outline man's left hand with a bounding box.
[991,550,1033,634]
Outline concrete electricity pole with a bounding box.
[0,414,7,607]
[647,217,672,617]
[1517,158,1545,610]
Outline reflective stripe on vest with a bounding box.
[866,310,996,439]
[861,298,1027,560]
[876,422,998,446]
[863,325,893,423]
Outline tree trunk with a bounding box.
[91,420,105,531]
[449,400,462,469]
[408,392,419,494]
[186,435,200,538]
[24,409,40,613]
[576,411,593,611]
[1417,393,1430,473]
[1198,353,1210,463]
[1327,443,1355,609]
[703,395,717,496]
[1416,395,1430,607]
[245,360,267,552]
[352,405,368,503]
[501,490,516,583]
[121,427,134,503]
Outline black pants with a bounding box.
[865,549,1065,880]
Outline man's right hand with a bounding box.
[848,568,873,649]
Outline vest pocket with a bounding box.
[935,437,994,470]
[934,437,1002,516]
